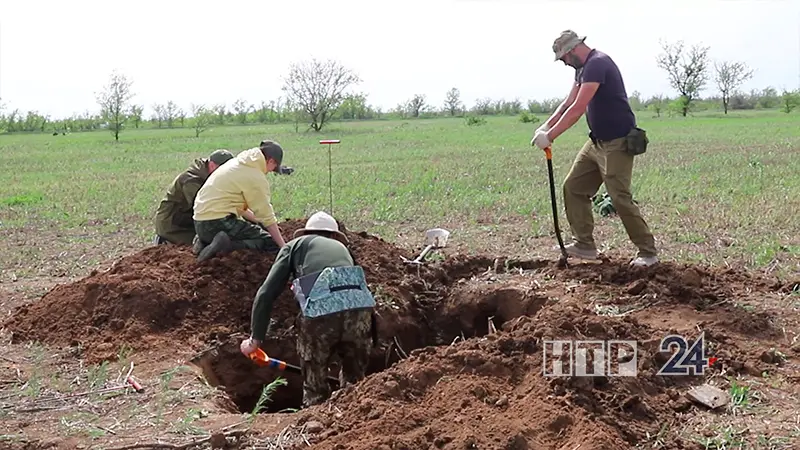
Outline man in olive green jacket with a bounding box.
[240,211,377,407]
[154,149,234,250]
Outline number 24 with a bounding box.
[657,333,711,376]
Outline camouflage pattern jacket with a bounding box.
[250,234,375,341]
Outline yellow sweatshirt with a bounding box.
[193,147,278,226]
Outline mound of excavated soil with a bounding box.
[294,312,656,449]
[4,219,492,360]
[5,216,797,445]
[289,264,796,450]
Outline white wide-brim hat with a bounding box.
[293,211,349,244]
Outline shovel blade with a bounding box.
[424,228,450,247]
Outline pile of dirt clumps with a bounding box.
[290,265,795,450]
[7,215,797,441]
[293,308,676,449]
[4,219,496,361]
[547,259,783,307]
[5,217,533,412]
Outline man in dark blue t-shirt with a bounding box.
[531,30,658,267]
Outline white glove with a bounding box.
[240,337,261,357]
[530,124,550,147]
[531,130,552,150]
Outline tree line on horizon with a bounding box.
[1,39,798,139]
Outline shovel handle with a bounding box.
[413,244,434,263]
[249,348,290,370]
[250,351,288,370]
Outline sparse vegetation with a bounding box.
[1,111,798,277]
[1,13,799,450]
[656,39,711,117]
[713,60,754,114]
[95,70,135,141]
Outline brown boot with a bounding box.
[197,231,233,262]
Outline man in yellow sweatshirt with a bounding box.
[193,139,288,261]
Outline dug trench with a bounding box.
[2,218,550,414]
[187,266,553,414]
[4,218,798,448]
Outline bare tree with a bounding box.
[151,104,165,128]
[444,88,462,116]
[96,70,134,141]
[232,98,251,124]
[163,101,179,128]
[656,40,710,117]
[191,104,213,137]
[129,105,143,128]
[177,107,187,127]
[407,94,427,118]
[212,104,227,125]
[471,97,493,115]
[714,61,754,114]
[281,58,361,132]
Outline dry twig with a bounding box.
[248,423,311,449]
[393,336,408,359]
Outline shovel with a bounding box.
[544,146,569,268]
[402,228,451,264]
[248,348,339,384]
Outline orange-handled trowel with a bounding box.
[248,348,339,383]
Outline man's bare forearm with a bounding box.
[547,103,585,142]
[544,82,580,129]
[545,102,570,128]
[241,209,258,223]
[266,222,286,247]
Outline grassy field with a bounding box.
[1,109,799,449]
[1,110,799,281]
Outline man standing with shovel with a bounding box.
[240,211,377,407]
[531,30,658,267]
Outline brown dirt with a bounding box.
[3,218,799,449]
[286,260,799,450]
[4,219,463,356]
[2,218,501,412]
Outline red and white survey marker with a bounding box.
[319,139,341,214]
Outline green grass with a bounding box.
[1,109,798,276]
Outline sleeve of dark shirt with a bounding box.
[250,243,294,340]
[580,58,607,84]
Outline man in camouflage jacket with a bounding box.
[240,211,377,407]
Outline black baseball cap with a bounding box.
[259,140,283,173]
[208,149,234,165]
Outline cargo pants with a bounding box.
[562,137,657,258]
[194,214,280,253]
[296,309,374,407]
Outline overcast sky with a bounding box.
[2,0,799,119]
